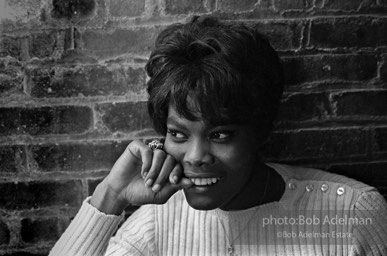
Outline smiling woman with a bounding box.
[50,15,387,256]
[164,106,276,211]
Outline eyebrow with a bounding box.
[166,115,237,130]
[166,116,189,129]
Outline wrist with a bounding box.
[90,180,128,215]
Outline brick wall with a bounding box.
[0,0,387,254]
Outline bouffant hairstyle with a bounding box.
[145,15,284,142]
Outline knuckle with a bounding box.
[154,149,166,156]
[152,151,166,162]
[127,140,143,152]
[130,139,142,147]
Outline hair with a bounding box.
[145,15,284,142]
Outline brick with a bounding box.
[326,162,387,184]
[314,0,363,10]
[252,20,304,50]
[0,180,83,210]
[0,146,26,173]
[2,253,46,256]
[263,128,367,161]
[88,178,103,195]
[30,141,129,172]
[50,0,106,27]
[21,217,68,243]
[51,0,96,19]
[0,36,22,59]
[283,54,377,85]
[217,0,257,12]
[29,31,64,59]
[2,252,47,256]
[109,0,145,17]
[1,0,43,23]
[0,219,10,245]
[373,127,387,153]
[59,49,98,63]
[277,93,332,121]
[310,17,387,48]
[81,27,161,58]
[0,106,92,136]
[28,64,145,98]
[0,58,23,96]
[381,55,387,82]
[273,0,312,10]
[165,0,214,14]
[79,0,108,27]
[333,91,387,116]
[96,102,152,133]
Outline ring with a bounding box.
[148,139,164,151]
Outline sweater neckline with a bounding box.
[209,162,293,220]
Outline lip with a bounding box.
[184,171,223,179]
[185,175,222,179]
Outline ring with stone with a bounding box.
[148,139,164,151]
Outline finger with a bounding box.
[138,144,153,179]
[145,149,166,187]
[169,163,183,184]
[153,178,193,203]
[151,155,176,192]
[175,177,193,189]
[127,140,153,178]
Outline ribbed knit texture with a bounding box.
[50,163,387,256]
[49,197,124,255]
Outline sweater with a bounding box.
[50,163,387,256]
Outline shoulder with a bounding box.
[351,187,387,254]
[268,163,386,212]
[268,162,377,196]
[269,163,387,253]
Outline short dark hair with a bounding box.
[145,15,284,141]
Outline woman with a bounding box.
[50,16,387,255]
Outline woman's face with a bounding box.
[164,105,260,210]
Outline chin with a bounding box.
[183,189,220,211]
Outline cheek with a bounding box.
[163,140,184,161]
[216,143,254,162]
[216,146,256,173]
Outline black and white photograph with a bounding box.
[1,0,387,255]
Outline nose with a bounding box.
[183,138,214,167]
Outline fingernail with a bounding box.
[145,179,153,187]
[183,179,193,187]
[143,172,148,179]
[152,184,161,192]
[173,176,178,184]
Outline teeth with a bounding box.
[190,177,220,186]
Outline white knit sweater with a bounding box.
[50,163,387,256]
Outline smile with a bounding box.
[189,177,221,186]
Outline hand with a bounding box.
[90,140,192,214]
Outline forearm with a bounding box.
[49,197,124,256]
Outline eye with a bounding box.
[167,129,186,140]
[210,130,235,141]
